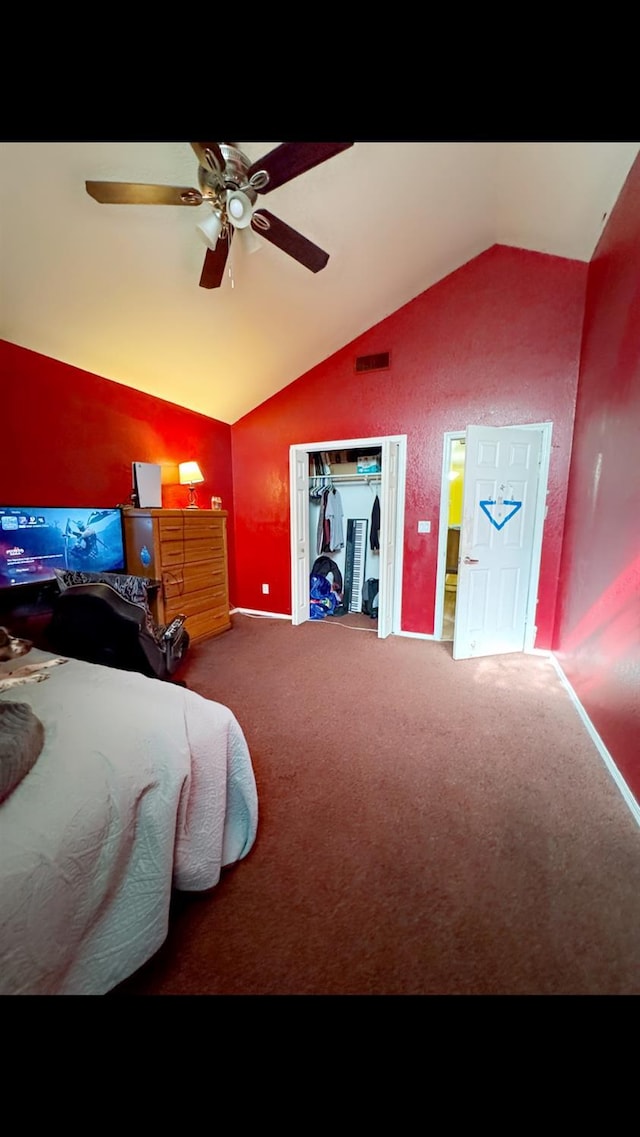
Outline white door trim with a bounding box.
[434,430,465,641]
[289,434,407,636]
[435,421,553,652]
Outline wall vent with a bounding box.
[354,351,390,374]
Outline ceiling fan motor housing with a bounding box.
[198,144,256,203]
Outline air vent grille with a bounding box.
[354,351,390,373]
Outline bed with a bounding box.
[0,647,258,995]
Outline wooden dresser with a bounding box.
[123,508,231,644]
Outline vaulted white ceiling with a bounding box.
[1,140,638,424]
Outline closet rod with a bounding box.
[309,474,381,484]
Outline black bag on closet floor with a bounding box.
[311,556,343,593]
[362,578,379,619]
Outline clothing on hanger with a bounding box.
[370,494,380,551]
[325,486,344,551]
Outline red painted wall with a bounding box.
[0,340,235,582]
[231,245,588,645]
[554,154,640,797]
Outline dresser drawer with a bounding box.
[183,604,231,643]
[158,515,221,541]
[162,561,226,599]
[160,537,223,566]
[164,583,227,622]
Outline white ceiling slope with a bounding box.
[1,141,638,424]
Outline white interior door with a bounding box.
[290,447,310,625]
[378,438,400,638]
[453,425,543,660]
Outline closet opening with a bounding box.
[309,448,382,627]
[289,435,407,638]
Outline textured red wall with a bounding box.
[554,154,640,796]
[231,245,587,644]
[0,340,235,582]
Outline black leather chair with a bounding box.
[47,582,190,681]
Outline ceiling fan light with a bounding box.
[239,225,262,255]
[196,210,222,250]
[226,189,253,229]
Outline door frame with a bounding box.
[434,421,553,652]
[289,434,407,636]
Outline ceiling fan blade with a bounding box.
[247,143,354,194]
[199,232,231,289]
[190,142,226,174]
[86,181,202,206]
[252,209,329,273]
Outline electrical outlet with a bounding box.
[417,520,431,533]
[261,583,269,594]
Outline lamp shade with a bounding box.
[238,224,262,255]
[179,461,204,486]
[196,211,222,250]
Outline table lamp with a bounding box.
[178,461,205,508]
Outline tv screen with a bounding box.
[0,506,126,590]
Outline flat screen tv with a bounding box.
[0,506,126,591]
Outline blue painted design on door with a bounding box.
[479,499,522,531]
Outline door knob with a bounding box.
[463,555,479,564]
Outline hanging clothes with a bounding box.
[324,487,344,552]
[316,485,345,553]
[370,494,380,551]
[316,485,331,554]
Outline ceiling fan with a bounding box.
[85,142,354,289]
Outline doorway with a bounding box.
[442,437,465,640]
[289,434,407,638]
[434,422,553,655]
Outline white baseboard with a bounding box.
[549,653,640,829]
[396,630,436,640]
[231,607,291,621]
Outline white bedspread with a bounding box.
[0,649,258,995]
